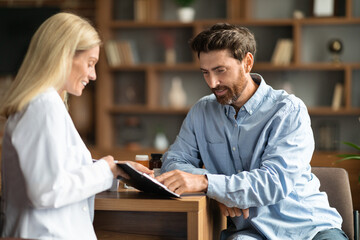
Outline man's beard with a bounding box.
[212,85,240,105]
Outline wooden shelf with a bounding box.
[108,105,190,115]
[109,17,360,28]
[109,63,198,71]
[308,107,360,116]
[254,62,360,71]
[110,20,202,28]
[110,62,360,72]
[95,0,360,151]
[89,146,166,160]
[298,17,360,25]
[107,105,360,116]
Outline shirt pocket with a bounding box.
[206,142,233,174]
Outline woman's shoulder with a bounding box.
[31,88,63,106]
[27,88,66,116]
[8,88,68,142]
[21,88,67,125]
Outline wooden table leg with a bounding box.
[187,211,202,240]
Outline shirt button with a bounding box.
[82,206,88,212]
[249,110,253,114]
[232,147,236,151]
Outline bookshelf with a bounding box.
[94,0,360,151]
[93,0,360,209]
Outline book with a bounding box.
[331,82,343,110]
[124,41,139,64]
[271,39,283,64]
[119,41,134,65]
[116,41,127,64]
[105,40,140,66]
[271,39,293,65]
[282,39,293,65]
[128,40,140,64]
[134,0,148,22]
[104,40,120,66]
[117,162,180,198]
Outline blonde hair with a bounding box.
[0,12,101,118]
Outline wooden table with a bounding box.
[94,190,226,240]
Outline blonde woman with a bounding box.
[0,12,152,239]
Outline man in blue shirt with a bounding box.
[157,23,347,239]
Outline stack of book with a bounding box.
[271,39,293,65]
[104,40,139,67]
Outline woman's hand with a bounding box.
[102,156,153,179]
[116,161,154,179]
[102,155,119,178]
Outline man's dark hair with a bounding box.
[190,23,256,62]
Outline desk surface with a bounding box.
[96,190,209,212]
[94,190,226,240]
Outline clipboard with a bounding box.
[117,162,180,198]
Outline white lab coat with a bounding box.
[1,88,113,239]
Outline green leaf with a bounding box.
[337,141,360,183]
[336,155,360,163]
[342,141,360,151]
[175,0,195,7]
[336,154,358,158]
[336,141,360,163]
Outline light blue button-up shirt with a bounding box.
[162,74,342,239]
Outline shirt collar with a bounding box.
[224,73,269,116]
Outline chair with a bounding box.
[312,167,359,240]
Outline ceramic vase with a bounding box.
[177,7,195,23]
[168,77,186,109]
[154,131,169,151]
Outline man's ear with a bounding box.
[244,52,254,73]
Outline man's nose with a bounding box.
[207,74,219,89]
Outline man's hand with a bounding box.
[156,170,208,195]
[218,202,249,219]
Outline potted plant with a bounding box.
[337,141,360,182]
[175,0,195,22]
